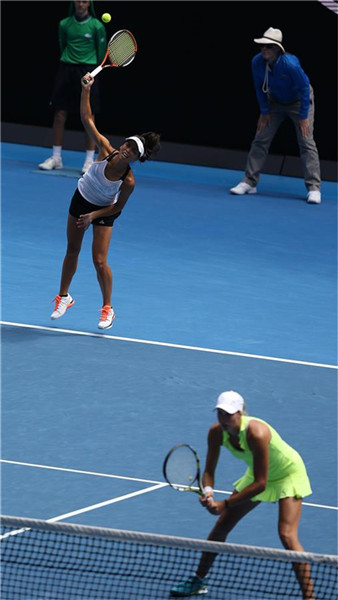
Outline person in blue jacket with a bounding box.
[230,27,321,204]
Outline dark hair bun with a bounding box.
[139,132,161,162]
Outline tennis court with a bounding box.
[1,142,337,597]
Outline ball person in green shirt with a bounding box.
[171,391,315,599]
[39,1,106,174]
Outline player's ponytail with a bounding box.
[139,132,161,162]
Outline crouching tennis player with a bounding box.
[170,391,314,599]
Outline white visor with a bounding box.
[125,136,145,158]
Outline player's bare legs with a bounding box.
[92,225,113,306]
[196,498,258,578]
[278,497,315,600]
[59,214,85,295]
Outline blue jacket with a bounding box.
[251,53,310,119]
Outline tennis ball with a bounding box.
[102,13,111,23]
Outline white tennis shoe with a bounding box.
[307,190,321,204]
[51,294,75,320]
[230,182,257,195]
[98,305,115,330]
[38,156,63,170]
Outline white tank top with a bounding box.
[78,158,126,207]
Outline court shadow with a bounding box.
[1,324,81,343]
[31,168,81,180]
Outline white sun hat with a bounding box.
[254,27,285,52]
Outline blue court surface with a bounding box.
[1,142,337,556]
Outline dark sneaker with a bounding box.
[170,575,208,597]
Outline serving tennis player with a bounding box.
[50,73,161,330]
[170,391,315,599]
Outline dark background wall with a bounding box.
[2,0,337,164]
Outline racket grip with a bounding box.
[83,65,103,84]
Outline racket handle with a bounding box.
[83,65,103,84]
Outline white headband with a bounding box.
[125,136,145,158]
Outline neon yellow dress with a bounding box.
[222,416,312,502]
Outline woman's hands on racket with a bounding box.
[81,72,94,88]
[200,494,225,515]
[163,443,231,514]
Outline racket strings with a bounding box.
[108,32,136,67]
[165,446,198,487]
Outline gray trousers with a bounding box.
[244,87,321,191]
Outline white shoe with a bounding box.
[51,294,75,320]
[230,182,257,195]
[81,159,94,174]
[98,305,115,330]
[307,190,321,204]
[38,156,63,170]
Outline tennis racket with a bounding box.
[83,29,137,83]
[163,443,204,495]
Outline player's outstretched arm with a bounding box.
[80,74,113,158]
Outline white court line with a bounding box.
[1,321,337,369]
[47,483,167,523]
[2,459,337,512]
[1,458,162,485]
[0,483,167,540]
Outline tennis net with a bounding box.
[1,515,337,599]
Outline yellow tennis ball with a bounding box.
[102,13,111,23]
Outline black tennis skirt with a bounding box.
[69,188,121,227]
